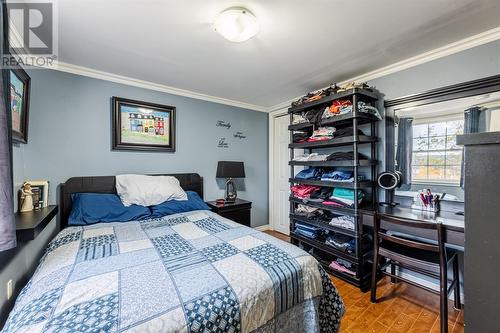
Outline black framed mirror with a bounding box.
[384,74,500,203]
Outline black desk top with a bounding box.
[377,206,465,233]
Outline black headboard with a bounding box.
[60,173,203,229]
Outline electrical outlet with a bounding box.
[6,280,13,300]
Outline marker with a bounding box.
[419,192,427,206]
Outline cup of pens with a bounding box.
[411,189,442,213]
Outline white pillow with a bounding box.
[116,174,188,207]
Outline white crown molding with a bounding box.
[268,27,500,112]
[49,62,268,112]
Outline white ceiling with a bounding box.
[41,0,500,108]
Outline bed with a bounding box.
[2,174,345,333]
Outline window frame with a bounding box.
[410,114,464,185]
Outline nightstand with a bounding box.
[206,199,252,227]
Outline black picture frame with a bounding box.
[9,62,31,144]
[111,97,176,152]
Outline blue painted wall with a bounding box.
[12,69,269,227]
[368,39,500,100]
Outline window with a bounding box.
[411,119,464,184]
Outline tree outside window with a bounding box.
[411,119,464,183]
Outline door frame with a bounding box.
[268,107,289,233]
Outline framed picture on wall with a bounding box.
[111,97,176,152]
[9,63,31,144]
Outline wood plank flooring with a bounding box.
[263,230,465,333]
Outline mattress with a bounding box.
[2,210,345,333]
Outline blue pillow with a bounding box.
[150,191,210,218]
[69,193,152,226]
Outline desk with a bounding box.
[362,206,464,248]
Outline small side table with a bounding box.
[205,199,252,227]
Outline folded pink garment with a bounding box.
[322,201,345,207]
[291,185,321,198]
[329,261,356,276]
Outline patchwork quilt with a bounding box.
[2,211,345,333]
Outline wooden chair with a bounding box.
[370,214,461,333]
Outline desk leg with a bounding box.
[390,262,398,283]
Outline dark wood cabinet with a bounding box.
[457,132,500,333]
[205,199,252,227]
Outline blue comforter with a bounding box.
[2,211,344,333]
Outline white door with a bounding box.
[272,114,290,235]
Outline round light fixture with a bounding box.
[213,7,259,43]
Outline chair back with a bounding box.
[374,214,446,263]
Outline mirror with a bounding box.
[390,91,500,203]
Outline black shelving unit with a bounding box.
[288,87,380,291]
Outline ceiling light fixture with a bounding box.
[213,7,259,43]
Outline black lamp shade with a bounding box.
[216,161,245,178]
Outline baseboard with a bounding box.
[254,224,271,231]
[387,268,465,303]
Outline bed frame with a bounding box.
[59,173,203,229]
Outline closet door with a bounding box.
[272,114,290,234]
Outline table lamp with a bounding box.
[216,161,245,202]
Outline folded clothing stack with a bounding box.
[293,153,330,162]
[329,188,364,208]
[292,113,308,124]
[294,204,324,219]
[309,187,334,201]
[291,84,339,107]
[295,167,322,180]
[290,185,321,199]
[293,131,309,143]
[322,100,352,118]
[322,100,381,120]
[329,215,356,230]
[337,102,382,120]
[332,127,365,138]
[292,184,365,208]
[325,233,356,254]
[326,151,368,161]
[304,109,325,125]
[292,127,365,144]
[294,223,323,239]
[329,258,356,276]
[307,127,336,142]
[294,168,365,183]
[321,170,353,182]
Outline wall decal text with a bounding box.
[216,120,231,129]
[217,138,229,148]
[234,131,246,139]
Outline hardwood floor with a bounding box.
[263,230,465,333]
